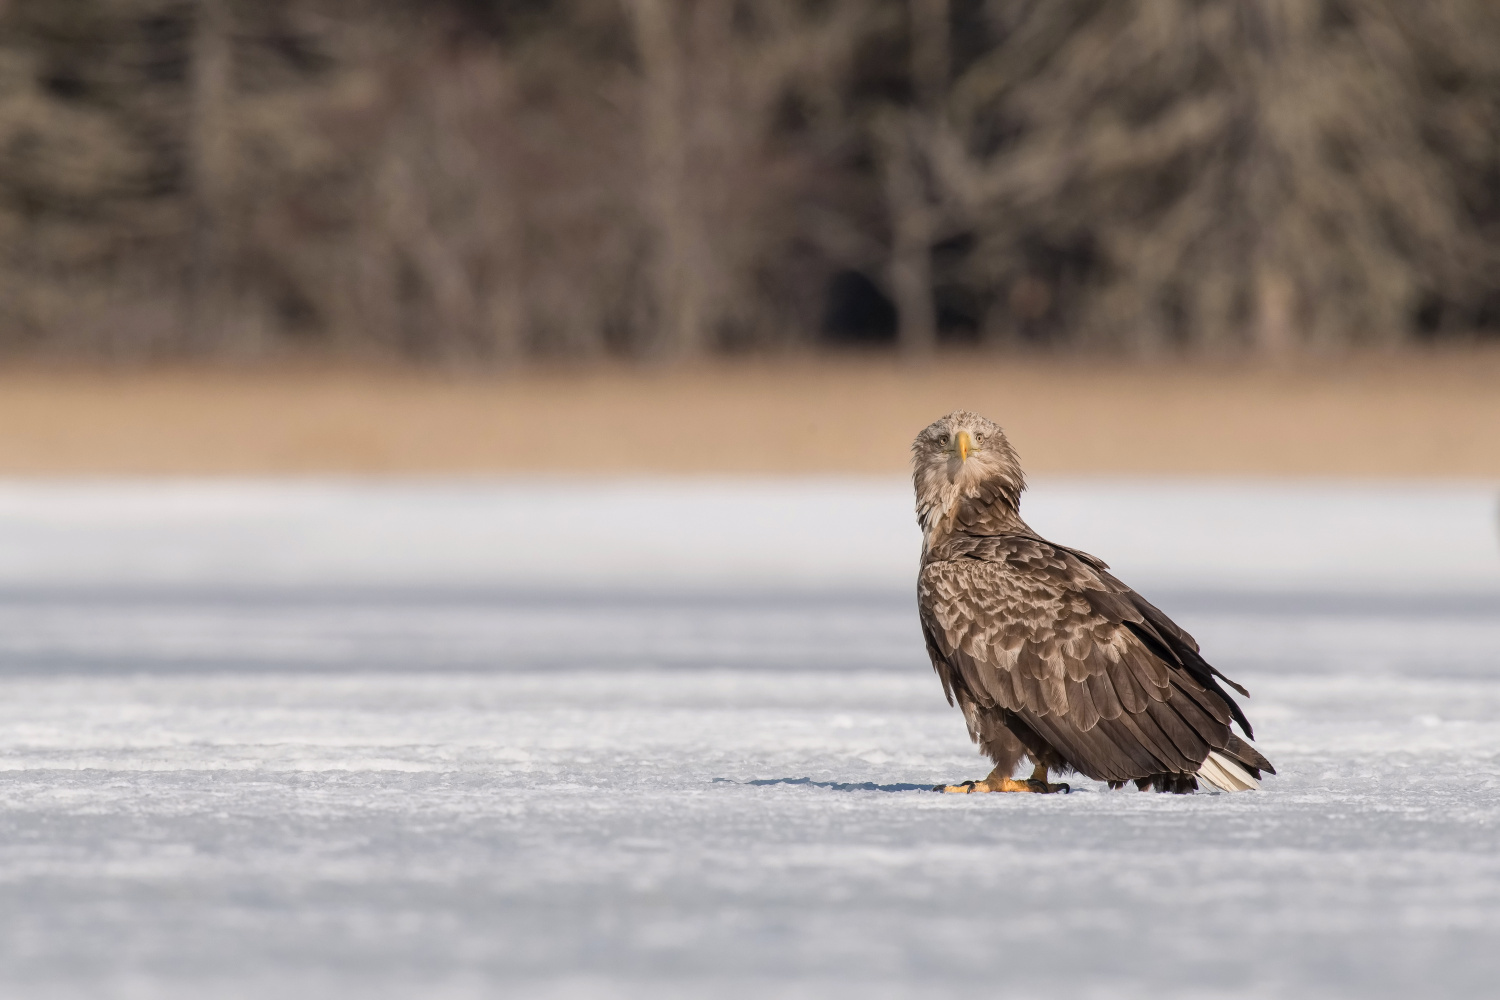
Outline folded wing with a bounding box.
[918,534,1273,784]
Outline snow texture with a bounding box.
[0,477,1497,999]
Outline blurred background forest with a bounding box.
[4,0,1500,363]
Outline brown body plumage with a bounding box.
[914,411,1274,794]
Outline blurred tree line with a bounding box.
[2,0,1499,361]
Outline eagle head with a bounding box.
[911,410,1025,540]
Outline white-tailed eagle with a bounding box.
[913,411,1274,794]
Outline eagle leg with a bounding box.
[932,763,1070,794]
[1026,761,1071,794]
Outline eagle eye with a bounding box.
[938,433,950,445]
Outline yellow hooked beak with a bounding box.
[953,430,972,462]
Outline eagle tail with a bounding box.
[1195,750,1261,792]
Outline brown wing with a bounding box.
[918,534,1268,783]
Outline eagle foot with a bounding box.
[932,777,1069,794]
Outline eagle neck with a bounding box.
[920,480,1026,555]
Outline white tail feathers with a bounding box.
[1196,750,1261,792]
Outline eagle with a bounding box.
[913,411,1274,794]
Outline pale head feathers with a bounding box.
[911,411,1025,546]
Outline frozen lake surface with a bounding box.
[0,478,1497,999]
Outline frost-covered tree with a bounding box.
[916,0,1500,353]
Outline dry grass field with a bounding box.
[1,349,1497,478]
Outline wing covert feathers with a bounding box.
[918,531,1272,791]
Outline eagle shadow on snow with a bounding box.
[717,777,1064,794]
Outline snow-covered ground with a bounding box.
[0,478,1497,999]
